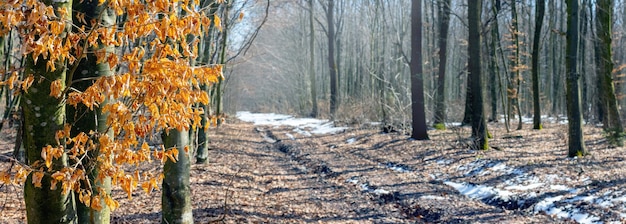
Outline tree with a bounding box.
[0,1,222,222]
[531,0,545,130]
[322,0,339,119]
[21,2,77,223]
[468,0,488,150]
[510,0,523,130]
[309,0,318,118]
[595,0,624,145]
[410,0,429,140]
[566,0,588,156]
[162,130,193,224]
[433,0,451,130]
[69,1,115,222]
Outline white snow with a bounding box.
[504,183,544,191]
[237,111,348,135]
[444,181,515,202]
[238,112,617,223]
[420,195,446,200]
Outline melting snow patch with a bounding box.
[346,138,356,144]
[237,111,349,135]
[445,181,514,202]
[285,133,295,140]
[534,195,602,224]
[505,183,544,191]
[420,195,446,200]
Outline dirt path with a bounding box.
[2,119,622,223]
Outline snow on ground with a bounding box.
[438,160,613,224]
[236,111,348,137]
[236,112,622,223]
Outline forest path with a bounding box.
[170,120,559,224]
[3,117,616,223]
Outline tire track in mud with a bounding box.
[257,127,443,223]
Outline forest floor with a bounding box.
[1,112,625,223]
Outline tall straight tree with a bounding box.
[22,0,77,223]
[162,130,193,224]
[510,0,523,130]
[433,0,451,129]
[566,0,587,156]
[595,0,624,145]
[323,0,339,119]
[70,1,115,223]
[468,0,488,150]
[410,0,429,140]
[531,0,545,130]
[309,0,318,118]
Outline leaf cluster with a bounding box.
[0,0,226,211]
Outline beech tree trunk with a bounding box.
[162,130,193,224]
[595,0,624,146]
[326,0,339,119]
[23,1,77,223]
[69,1,115,223]
[309,0,318,118]
[468,0,488,150]
[410,0,429,140]
[566,0,588,157]
[433,0,451,129]
[532,0,545,130]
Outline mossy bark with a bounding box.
[23,1,77,223]
[595,0,623,146]
[162,130,193,224]
[69,1,115,223]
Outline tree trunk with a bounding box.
[326,0,338,119]
[195,0,219,164]
[532,0,545,130]
[162,130,193,224]
[566,0,588,157]
[595,0,624,146]
[410,0,429,140]
[462,69,472,126]
[433,0,451,129]
[23,1,77,223]
[309,0,318,118]
[468,0,488,150]
[69,1,115,223]
[510,0,523,130]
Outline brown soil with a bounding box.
[1,119,624,223]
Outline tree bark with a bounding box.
[410,0,429,140]
[510,0,523,130]
[309,0,318,118]
[162,130,193,224]
[532,0,545,130]
[595,0,623,145]
[433,0,451,129]
[326,0,339,119]
[468,0,488,150]
[195,0,219,164]
[69,1,115,223]
[23,1,77,223]
[566,0,588,157]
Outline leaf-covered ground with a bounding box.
[1,114,625,223]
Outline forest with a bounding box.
[1,0,626,223]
